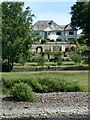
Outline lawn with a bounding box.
[13,61,88,68]
[2,71,89,92]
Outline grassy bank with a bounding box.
[2,71,88,94]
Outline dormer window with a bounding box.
[48,20,53,25]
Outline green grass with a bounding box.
[13,61,88,68]
[2,71,89,92]
[0,74,2,95]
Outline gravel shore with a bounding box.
[1,92,89,119]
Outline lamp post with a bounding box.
[7,41,11,72]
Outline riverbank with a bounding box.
[1,92,89,119]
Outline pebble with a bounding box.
[1,92,89,119]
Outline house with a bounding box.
[32,20,77,41]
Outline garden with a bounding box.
[1,41,89,102]
[1,2,90,103]
[1,70,88,101]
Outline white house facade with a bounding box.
[32,20,77,41]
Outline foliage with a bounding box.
[2,71,85,94]
[69,51,82,64]
[45,50,51,62]
[77,36,87,45]
[70,46,76,51]
[53,52,62,63]
[70,40,74,44]
[2,2,40,71]
[19,54,27,66]
[70,2,90,45]
[28,56,38,62]
[41,39,46,44]
[37,56,45,67]
[57,56,63,65]
[11,82,36,101]
[2,60,12,72]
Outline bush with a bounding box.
[69,51,82,64]
[11,82,36,102]
[53,52,62,63]
[31,56,38,62]
[41,39,46,44]
[70,40,74,44]
[77,36,86,45]
[37,56,45,67]
[50,39,54,42]
[19,54,27,66]
[2,60,12,72]
[57,57,63,65]
[70,46,76,51]
[38,78,61,92]
[2,77,84,94]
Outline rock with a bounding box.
[1,92,89,119]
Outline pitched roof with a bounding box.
[60,24,77,30]
[32,20,77,31]
[32,20,63,31]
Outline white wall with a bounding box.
[47,31,62,41]
[39,30,77,41]
[65,30,77,40]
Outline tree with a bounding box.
[70,2,90,45]
[69,51,82,64]
[45,50,51,62]
[19,54,27,67]
[53,52,62,63]
[57,56,62,66]
[37,56,45,67]
[2,2,40,71]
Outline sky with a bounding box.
[24,2,75,25]
[24,1,82,34]
[1,0,82,33]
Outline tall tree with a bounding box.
[70,1,90,45]
[2,2,40,71]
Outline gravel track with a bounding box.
[1,92,89,119]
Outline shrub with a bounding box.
[11,82,36,102]
[69,51,82,64]
[53,52,62,63]
[2,60,12,72]
[41,39,46,44]
[64,81,84,92]
[19,54,27,67]
[57,57,63,65]
[70,46,76,51]
[50,39,54,42]
[31,56,38,62]
[2,77,84,94]
[38,78,60,92]
[70,40,74,44]
[37,56,45,67]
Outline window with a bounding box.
[56,32,61,35]
[68,38,75,40]
[69,31,74,35]
[48,32,51,35]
